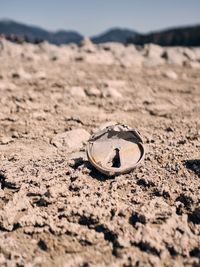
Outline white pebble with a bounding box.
[51,128,90,151]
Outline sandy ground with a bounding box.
[0,40,200,267]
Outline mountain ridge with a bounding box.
[0,19,200,46]
[128,24,200,46]
[91,28,138,44]
[0,19,83,44]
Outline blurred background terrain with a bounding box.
[0,0,200,46]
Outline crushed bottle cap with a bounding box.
[87,124,145,176]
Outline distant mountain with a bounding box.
[128,24,200,46]
[0,19,83,44]
[91,28,138,44]
[0,19,200,47]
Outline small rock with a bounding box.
[182,48,197,61]
[103,80,126,88]
[80,38,96,53]
[163,48,187,66]
[12,68,32,80]
[0,81,17,91]
[103,87,122,99]
[80,37,93,47]
[85,87,101,97]
[163,70,178,80]
[11,131,19,138]
[144,44,164,58]
[165,127,174,132]
[0,136,12,145]
[120,53,144,67]
[101,80,124,99]
[142,44,164,67]
[70,86,86,98]
[184,61,200,69]
[51,128,90,151]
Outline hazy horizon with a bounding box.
[1,17,200,37]
[0,0,200,36]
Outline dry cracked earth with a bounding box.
[0,39,200,267]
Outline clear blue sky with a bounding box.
[0,0,200,36]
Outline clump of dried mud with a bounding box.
[0,39,200,267]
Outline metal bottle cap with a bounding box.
[87,124,145,176]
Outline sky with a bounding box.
[0,0,200,36]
